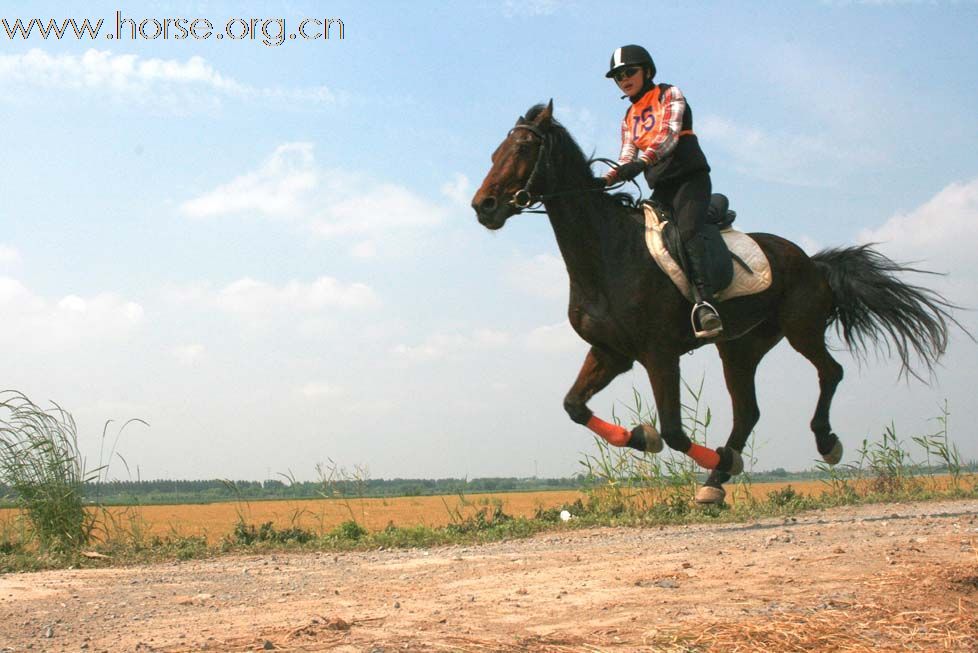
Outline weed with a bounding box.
[316,459,370,526]
[815,459,861,505]
[912,400,963,492]
[858,423,921,496]
[228,521,316,545]
[331,519,367,541]
[0,391,98,551]
[534,499,586,523]
[765,485,816,513]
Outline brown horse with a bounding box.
[471,101,960,503]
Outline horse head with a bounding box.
[471,100,554,230]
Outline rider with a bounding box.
[600,45,723,338]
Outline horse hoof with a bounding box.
[822,437,843,465]
[695,485,726,505]
[630,423,663,454]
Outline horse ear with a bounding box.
[534,99,554,127]
[515,115,527,126]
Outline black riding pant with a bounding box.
[650,170,712,243]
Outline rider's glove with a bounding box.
[615,159,647,182]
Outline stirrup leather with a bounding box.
[691,301,723,339]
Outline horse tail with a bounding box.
[810,244,967,381]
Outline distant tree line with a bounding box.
[0,476,586,506]
[1,463,974,506]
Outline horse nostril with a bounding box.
[479,197,498,213]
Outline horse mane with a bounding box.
[524,104,640,213]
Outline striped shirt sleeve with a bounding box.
[605,116,638,182]
[639,85,686,164]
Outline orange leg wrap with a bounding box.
[687,443,720,470]
[586,416,630,447]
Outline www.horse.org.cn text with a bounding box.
[1,12,345,47]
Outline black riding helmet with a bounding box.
[605,44,656,79]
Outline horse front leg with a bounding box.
[643,354,742,474]
[564,346,661,453]
[696,327,784,505]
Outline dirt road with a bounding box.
[2,499,977,652]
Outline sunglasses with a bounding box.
[612,66,642,82]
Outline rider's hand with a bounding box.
[588,177,608,190]
[615,159,647,182]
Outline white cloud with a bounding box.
[350,241,377,259]
[391,340,445,361]
[796,235,823,256]
[172,343,205,366]
[857,177,978,302]
[181,143,318,220]
[392,329,511,361]
[0,49,336,112]
[699,115,849,188]
[755,43,883,130]
[858,178,978,259]
[0,245,20,264]
[554,104,596,149]
[299,382,342,399]
[700,33,891,191]
[162,276,376,336]
[216,276,380,316]
[523,321,582,353]
[161,281,212,305]
[502,0,562,17]
[311,184,445,237]
[440,173,471,209]
[181,143,448,254]
[474,328,512,347]
[0,277,143,349]
[505,253,567,300]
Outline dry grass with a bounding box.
[3,476,974,546]
[671,553,978,653]
[2,490,585,544]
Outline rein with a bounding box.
[507,124,640,214]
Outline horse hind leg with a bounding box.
[783,312,845,465]
[697,325,783,505]
[563,346,662,453]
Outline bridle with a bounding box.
[505,122,637,214]
[508,122,550,211]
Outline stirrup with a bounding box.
[691,301,723,339]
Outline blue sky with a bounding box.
[1,1,977,481]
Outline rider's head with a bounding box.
[606,45,655,98]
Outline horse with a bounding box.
[471,100,961,504]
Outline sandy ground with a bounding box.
[2,499,977,653]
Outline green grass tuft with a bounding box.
[0,391,96,552]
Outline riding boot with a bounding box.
[684,234,724,338]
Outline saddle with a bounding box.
[643,194,773,302]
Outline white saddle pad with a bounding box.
[643,203,772,302]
